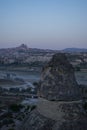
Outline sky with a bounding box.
[0,0,87,50]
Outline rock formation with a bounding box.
[21,53,87,130]
[39,53,81,101]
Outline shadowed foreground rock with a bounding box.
[21,53,87,130]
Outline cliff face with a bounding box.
[21,53,87,130]
[39,53,81,101]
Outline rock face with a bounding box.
[21,53,87,130]
[39,53,81,101]
[21,109,55,130]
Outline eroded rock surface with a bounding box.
[21,98,87,130]
[39,53,81,101]
[21,109,55,130]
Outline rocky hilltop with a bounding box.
[21,53,87,130]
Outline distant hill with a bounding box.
[0,44,57,57]
[63,48,87,52]
[0,44,87,53]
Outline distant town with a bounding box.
[0,44,87,72]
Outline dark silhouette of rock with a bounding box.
[21,53,87,130]
[39,53,81,101]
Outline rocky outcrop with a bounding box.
[39,53,81,101]
[21,53,87,130]
[21,98,87,130]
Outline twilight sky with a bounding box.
[0,0,87,50]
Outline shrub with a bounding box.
[9,104,23,112]
[83,102,87,110]
[31,105,36,111]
